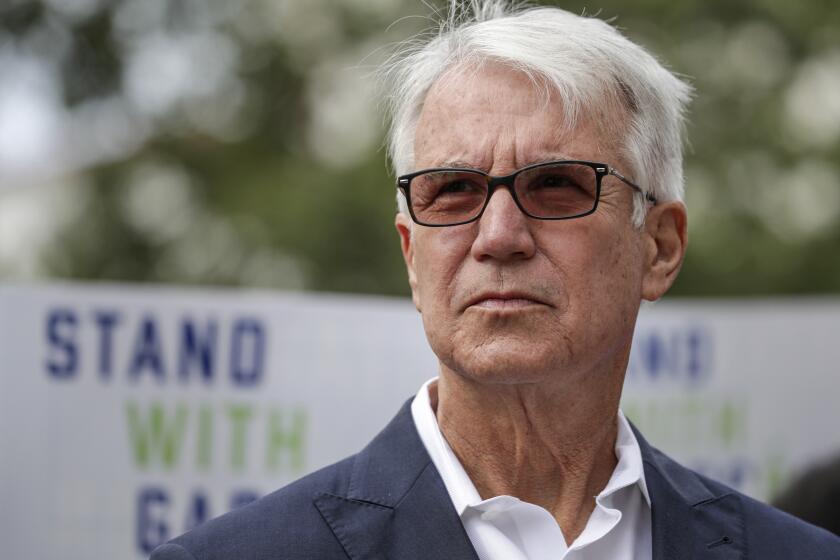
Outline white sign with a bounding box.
[1,283,838,559]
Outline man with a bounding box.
[152,2,840,559]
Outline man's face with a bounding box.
[396,63,674,387]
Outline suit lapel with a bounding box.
[314,400,479,560]
[635,426,747,560]
[315,402,749,560]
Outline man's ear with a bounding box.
[641,201,688,301]
[395,212,422,312]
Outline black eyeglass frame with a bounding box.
[397,159,656,227]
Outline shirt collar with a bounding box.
[410,376,651,516]
[411,377,483,514]
[613,408,651,506]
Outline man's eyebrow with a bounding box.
[434,155,576,172]
[521,156,575,167]
[436,160,484,170]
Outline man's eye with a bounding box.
[438,180,479,194]
[533,174,578,189]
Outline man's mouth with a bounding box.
[466,291,550,310]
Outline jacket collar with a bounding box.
[313,399,480,560]
[633,424,746,559]
[315,399,745,560]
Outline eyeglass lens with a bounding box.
[409,162,598,225]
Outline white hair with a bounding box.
[378,0,693,227]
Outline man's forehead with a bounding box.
[423,61,549,114]
[414,115,615,172]
[414,63,627,171]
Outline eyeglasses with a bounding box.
[397,160,655,227]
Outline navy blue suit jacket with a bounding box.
[151,399,840,559]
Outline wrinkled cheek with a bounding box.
[562,234,639,331]
[414,267,458,358]
[586,247,642,340]
[413,240,463,316]
[419,300,460,369]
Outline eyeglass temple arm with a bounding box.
[608,169,657,204]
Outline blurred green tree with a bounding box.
[1,0,838,296]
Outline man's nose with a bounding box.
[470,186,537,262]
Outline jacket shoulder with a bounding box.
[681,463,840,558]
[642,440,840,559]
[150,456,356,560]
[737,490,840,559]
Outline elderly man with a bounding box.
[152,2,840,559]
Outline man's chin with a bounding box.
[443,344,568,386]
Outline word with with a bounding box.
[126,400,307,474]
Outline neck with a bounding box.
[433,366,625,545]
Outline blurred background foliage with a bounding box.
[1,0,839,296]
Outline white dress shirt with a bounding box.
[411,377,652,560]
